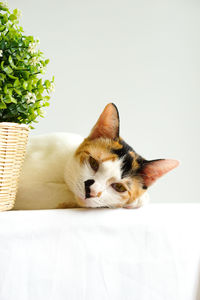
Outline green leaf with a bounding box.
[23,72,30,80]
[8,74,18,80]
[44,80,51,88]
[14,88,22,96]
[1,60,4,70]
[15,66,27,71]
[23,81,28,89]
[43,102,50,107]
[4,95,12,103]
[4,84,8,94]
[0,101,7,109]
[2,15,8,24]
[38,86,44,93]
[8,55,16,68]
[43,96,50,101]
[27,82,32,91]
[3,66,13,75]
[26,36,34,43]
[0,73,6,81]
[36,93,42,100]
[13,9,19,16]
[9,14,18,21]
[37,79,42,87]
[0,4,8,12]
[14,79,20,87]
[18,26,24,33]
[10,96,17,104]
[0,25,6,32]
[17,105,27,113]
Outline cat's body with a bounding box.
[14,104,179,210]
[15,133,83,210]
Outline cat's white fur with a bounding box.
[14,133,149,210]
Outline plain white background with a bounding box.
[9,0,200,203]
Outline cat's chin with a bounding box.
[76,196,106,208]
[75,196,123,209]
[76,196,88,207]
[76,197,97,208]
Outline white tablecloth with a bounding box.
[0,204,200,300]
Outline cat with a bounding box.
[14,103,179,210]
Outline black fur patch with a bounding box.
[112,139,133,158]
[112,139,134,178]
[136,157,146,165]
[121,154,133,178]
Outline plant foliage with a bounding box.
[0,1,54,127]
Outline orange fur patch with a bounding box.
[129,151,140,170]
[126,178,145,205]
[75,137,122,164]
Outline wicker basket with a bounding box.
[0,122,29,211]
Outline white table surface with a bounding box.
[0,204,200,300]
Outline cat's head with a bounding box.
[72,103,179,208]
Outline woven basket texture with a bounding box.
[0,122,29,211]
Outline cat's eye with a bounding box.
[111,183,127,193]
[89,156,99,172]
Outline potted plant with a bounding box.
[0,1,54,211]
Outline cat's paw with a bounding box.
[124,192,150,209]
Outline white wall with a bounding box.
[9,0,200,203]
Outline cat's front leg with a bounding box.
[123,192,150,209]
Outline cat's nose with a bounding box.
[84,179,95,187]
[84,179,95,198]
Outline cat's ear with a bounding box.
[88,103,120,140]
[139,159,179,188]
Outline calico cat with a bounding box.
[14,103,179,210]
